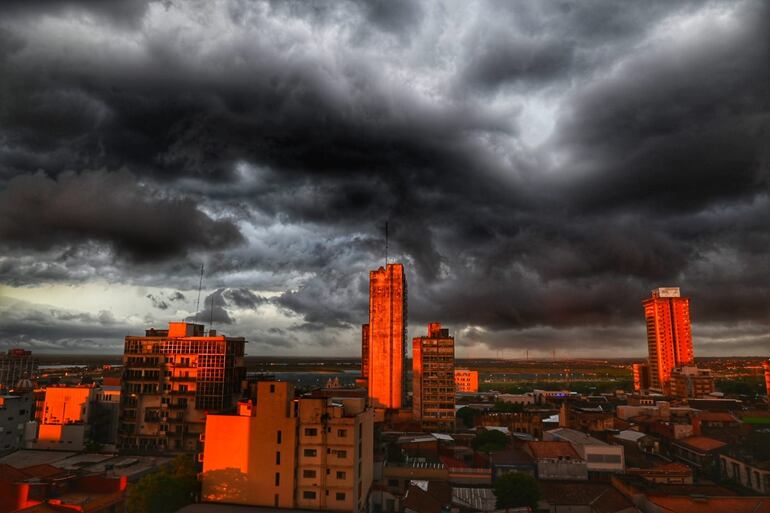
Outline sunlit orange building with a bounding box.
[201,380,373,512]
[118,322,246,452]
[763,360,770,401]
[366,263,406,410]
[642,288,693,393]
[413,323,455,430]
[30,385,96,451]
[454,369,479,393]
[632,363,650,392]
[360,323,369,385]
[669,366,715,398]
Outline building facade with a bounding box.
[454,369,479,393]
[632,363,650,392]
[0,393,33,455]
[764,360,770,402]
[202,380,374,512]
[642,288,694,393]
[0,349,38,389]
[669,366,715,398]
[367,263,407,410]
[30,385,96,451]
[360,324,369,387]
[412,323,455,430]
[118,322,246,453]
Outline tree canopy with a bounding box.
[472,429,509,453]
[494,471,540,510]
[126,454,198,513]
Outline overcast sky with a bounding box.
[1,0,768,357]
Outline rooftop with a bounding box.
[675,436,727,453]
[526,441,582,460]
[546,428,608,447]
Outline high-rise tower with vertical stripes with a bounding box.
[366,263,406,409]
[642,288,693,393]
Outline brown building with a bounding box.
[454,369,479,393]
[632,363,650,392]
[412,323,455,430]
[118,322,245,453]
[201,380,374,512]
[0,349,38,389]
[366,263,406,410]
[670,366,715,398]
[642,288,694,393]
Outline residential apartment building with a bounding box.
[366,263,407,410]
[0,393,33,455]
[454,369,479,393]
[545,428,625,474]
[632,362,650,392]
[642,287,694,393]
[0,349,37,389]
[30,385,96,451]
[669,366,715,398]
[412,323,455,430]
[201,380,374,512]
[764,360,770,402]
[118,322,246,452]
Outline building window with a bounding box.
[337,450,347,458]
[303,491,316,500]
[303,469,317,478]
[274,494,279,507]
[275,451,281,465]
[336,492,346,501]
[337,429,347,437]
[303,449,317,457]
[304,428,318,436]
[277,430,282,444]
[275,472,280,486]
[336,471,346,479]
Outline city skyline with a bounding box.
[1,1,769,358]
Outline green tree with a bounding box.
[126,455,198,513]
[457,406,483,428]
[494,472,540,510]
[471,429,508,453]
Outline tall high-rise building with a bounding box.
[642,288,694,393]
[0,349,38,389]
[366,263,407,410]
[202,380,374,512]
[360,323,369,384]
[413,323,455,430]
[763,360,770,402]
[118,322,246,452]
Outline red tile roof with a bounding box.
[647,495,770,513]
[526,441,581,460]
[675,436,727,453]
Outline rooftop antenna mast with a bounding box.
[209,290,215,331]
[385,221,389,267]
[194,264,204,324]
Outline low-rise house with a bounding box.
[720,450,770,494]
[525,441,588,481]
[670,436,726,473]
[545,428,625,474]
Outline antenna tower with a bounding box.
[194,264,204,323]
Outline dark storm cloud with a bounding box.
[0,0,769,354]
[146,291,186,311]
[0,170,244,261]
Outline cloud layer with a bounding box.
[0,0,768,356]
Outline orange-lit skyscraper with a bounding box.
[413,323,455,430]
[764,360,770,402]
[642,288,694,393]
[366,263,406,410]
[361,323,369,384]
[454,369,479,393]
